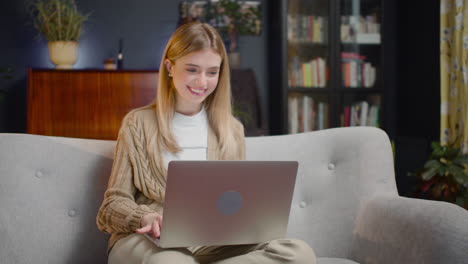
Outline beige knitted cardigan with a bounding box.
[96,105,246,252]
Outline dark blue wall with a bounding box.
[0,0,268,132]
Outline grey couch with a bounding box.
[1,127,467,264]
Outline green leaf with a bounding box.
[431,141,441,150]
[436,164,448,176]
[447,164,468,185]
[28,0,90,41]
[424,159,442,169]
[448,146,460,156]
[458,173,468,185]
[453,174,466,185]
[421,167,437,180]
[453,154,468,165]
[432,146,444,158]
[447,164,466,176]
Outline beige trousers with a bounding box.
[108,233,316,264]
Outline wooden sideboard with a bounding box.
[27,68,265,140]
[27,68,158,140]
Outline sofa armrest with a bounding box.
[350,195,468,264]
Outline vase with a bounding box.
[48,41,78,69]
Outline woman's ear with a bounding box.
[164,59,173,75]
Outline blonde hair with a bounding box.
[148,22,237,160]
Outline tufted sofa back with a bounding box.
[245,127,397,258]
[0,127,395,263]
[0,134,114,264]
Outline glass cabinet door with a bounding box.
[286,0,330,133]
[287,0,329,89]
[340,0,381,89]
[339,0,382,128]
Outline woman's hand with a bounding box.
[136,212,163,238]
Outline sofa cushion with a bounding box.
[0,134,115,264]
[245,127,396,257]
[317,257,360,264]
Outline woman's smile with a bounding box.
[186,85,208,96]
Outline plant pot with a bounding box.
[48,41,78,69]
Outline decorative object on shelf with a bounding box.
[48,41,78,69]
[179,0,262,69]
[340,15,381,44]
[104,58,117,70]
[409,140,468,210]
[27,0,90,69]
[117,38,124,70]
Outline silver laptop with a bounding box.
[144,160,298,248]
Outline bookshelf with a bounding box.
[267,0,396,137]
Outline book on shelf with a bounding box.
[341,52,376,88]
[342,101,379,127]
[289,56,327,87]
[288,14,327,43]
[288,96,299,133]
[288,94,328,133]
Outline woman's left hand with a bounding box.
[135,212,163,238]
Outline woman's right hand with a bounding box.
[136,212,163,238]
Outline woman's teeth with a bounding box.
[188,86,206,95]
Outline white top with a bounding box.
[162,107,208,169]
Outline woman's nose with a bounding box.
[196,74,208,87]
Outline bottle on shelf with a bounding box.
[117,38,124,70]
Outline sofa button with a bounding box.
[299,201,307,208]
[68,209,77,217]
[328,163,335,170]
[35,170,43,178]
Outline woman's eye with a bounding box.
[208,71,218,75]
[186,69,197,73]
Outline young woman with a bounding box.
[96,22,316,264]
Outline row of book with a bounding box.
[341,15,381,43]
[341,101,380,127]
[288,94,329,133]
[287,15,328,43]
[341,52,376,88]
[289,56,328,87]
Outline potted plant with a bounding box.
[178,1,261,68]
[409,140,468,209]
[207,0,262,68]
[27,0,90,69]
